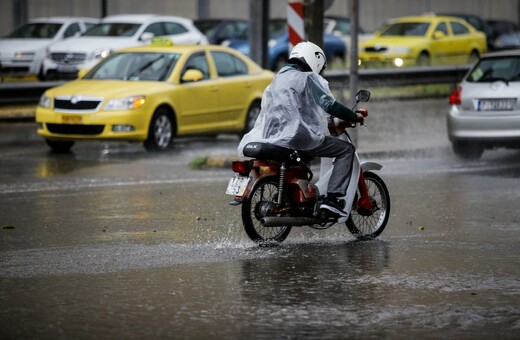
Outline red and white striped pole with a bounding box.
[287,0,304,51]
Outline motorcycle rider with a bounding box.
[238,41,364,217]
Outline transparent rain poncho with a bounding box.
[238,65,335,157]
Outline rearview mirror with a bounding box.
[140,32,155,42]
[182,69,204,83]
[356,89,371,102]
[433,31,446,40]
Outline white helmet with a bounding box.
[289,41,327,75]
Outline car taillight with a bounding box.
[449,86,462,105]
[232,160,253,174]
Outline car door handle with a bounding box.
[244,81,252,88]
[210,85,219,92]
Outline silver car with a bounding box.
[448,50,520,159]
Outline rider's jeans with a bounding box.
[305,136,355,196]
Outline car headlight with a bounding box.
[104,95,146,111]
[389,46,411,54]
[15,51,35,59]
[268,39,277,48]
[39,94,52,108]
[91,48,112,60]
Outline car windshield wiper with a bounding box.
[126,55,165,79]
[479,76,509,86]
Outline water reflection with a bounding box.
[239,241,390,306]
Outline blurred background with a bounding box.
[2,0,519,36]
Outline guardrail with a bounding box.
[0,65,470,105]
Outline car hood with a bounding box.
[45,79,173,98]
[47,36,140,53]
[361,36,426,48]
[0,39,53,54]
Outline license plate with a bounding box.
[57,66,78,73]
[477,99,515,111]
[225,175,250,196]
[62,115,82,124]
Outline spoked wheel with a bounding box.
[241,177,292,244]
[144,107,175,151]
[347,171,390,240]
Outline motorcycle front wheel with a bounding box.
[242,177,292,244]
[347,171,390,240]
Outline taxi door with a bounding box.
[208,51,253,131]
[175,51,220,134]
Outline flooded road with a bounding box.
[1,98,520,338]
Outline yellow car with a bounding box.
[358,15,487,68]
[36,42,274,152]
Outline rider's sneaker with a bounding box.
[320,196,348,217]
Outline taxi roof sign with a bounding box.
[151,37,174,46]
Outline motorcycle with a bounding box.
[225,90,390,244]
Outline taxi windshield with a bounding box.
[380,22,430,37]
[84,52,181,81]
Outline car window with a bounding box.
[211,51,247,77]
[334,20,352,35]
[83,23,141,37]
[381,22,430,37]
[163,22,189,35]
[84,22,97,32]
[467,57,520,82]
[145,23,166,36]
[434,22,448,35]
[183,52,210,79]
[8,23,62,38]
[63,23,80,38]
[84,52,180,81]
[451,22,470,35]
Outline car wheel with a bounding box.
[144,107,175,151]
[417,52,430,66]
[452,140,484,160]
[45,139,74,153]
[243,101,261,135]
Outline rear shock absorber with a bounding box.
[277,162,286,205]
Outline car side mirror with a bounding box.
[140,32,155,42]
[182,69,204,83]
[433,31,446,40]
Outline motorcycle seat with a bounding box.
[243,142,311,162]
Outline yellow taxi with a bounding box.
[36,39,274,152]
[358,15,487,68]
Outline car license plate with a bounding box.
[477,99,515,111]
[62,115,82,124]
[225,175,250,196]
[57,65,78,73]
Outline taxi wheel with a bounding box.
[243,101,261,135]
[45,139,74,153]
[144,108,175,151]
[417,52,430,66]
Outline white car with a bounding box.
[43,14,208,80]
[0,17,99,81]
[448,50,520,159]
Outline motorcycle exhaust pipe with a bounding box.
[260,216,323,227]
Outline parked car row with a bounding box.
[0,14,208,81]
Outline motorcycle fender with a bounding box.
[361,161,383,172]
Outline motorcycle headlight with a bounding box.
[38,94,52,108]
[104,95,146,111]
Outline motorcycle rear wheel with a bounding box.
[242,177,292,244]
[347,171,390,240]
